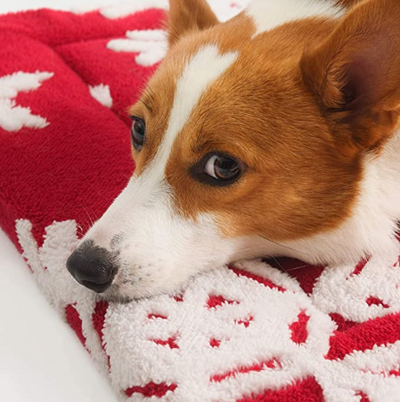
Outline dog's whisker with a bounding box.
[271,256,288,272]
[75,224,85,237]
[285,264,312,272]
[258,235,313,258]
[81,206,96,230]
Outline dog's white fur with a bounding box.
[149,46,238,178]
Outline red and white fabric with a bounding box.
[1,1,400,401]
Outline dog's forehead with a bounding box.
[133,12,339,179]
[152,11,337,108]
[133,42,240,181]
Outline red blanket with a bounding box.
[1,4,400,401]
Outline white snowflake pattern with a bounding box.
[107,30,168,67]
[312,254,400,322]
[15,219,400,401]
[0,71,53,132]
[89,84,113,108]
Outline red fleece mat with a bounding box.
[1,4,400,402]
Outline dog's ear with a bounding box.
[301,0,400,152]
[168,0,219,47]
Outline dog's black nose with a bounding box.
[66,240,117,293]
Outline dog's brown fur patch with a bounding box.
[129,0,400,243]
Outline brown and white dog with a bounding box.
[67,0,400,301]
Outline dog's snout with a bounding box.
[66,240,117,293]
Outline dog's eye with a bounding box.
[190,153,244,186]
[205,154,241,180]
[130,117,145,151]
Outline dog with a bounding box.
[67,0,400,302]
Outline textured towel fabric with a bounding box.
[1,2,400,401]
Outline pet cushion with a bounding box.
[1,2,400,401]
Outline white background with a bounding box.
[0,2,119,401]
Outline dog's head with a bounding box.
[67,0,400,301]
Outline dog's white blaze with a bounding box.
[246,0,344,36]
[147,45,238,180]
[81,46,241,298]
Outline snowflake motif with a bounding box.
[15,219,82,309]
[107,29,168,67]
[0,71,53,132]
[104,259,400,401]
[312,255,400,323]
[15,219,111,372]
[89,84,113,108]
[16,219,400,401]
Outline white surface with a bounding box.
[0,3,118,402]
[0,228,118,402]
